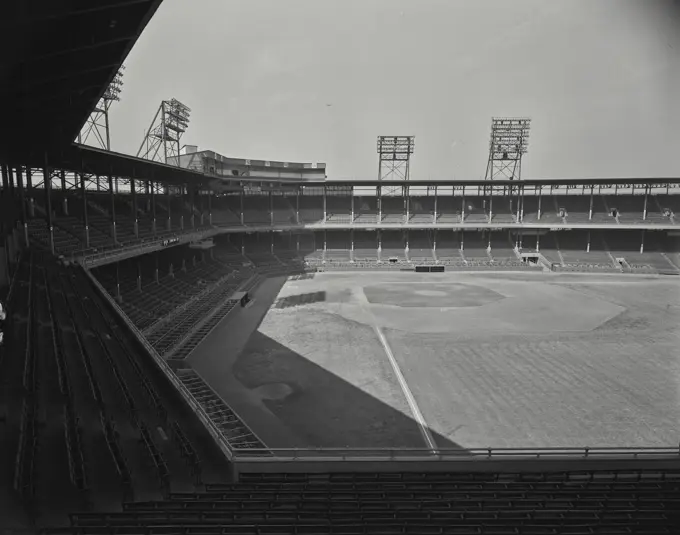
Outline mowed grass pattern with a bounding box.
[386,330,680,448]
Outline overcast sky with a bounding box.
[109,0,680,180]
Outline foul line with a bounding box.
[370,320,438,453]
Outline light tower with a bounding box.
[136,98,191,165]
[484,118,531,181]
[377,135,415,195]
[77,66,124,150]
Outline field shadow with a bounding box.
[274,290,326,309]
[230,329,468,453]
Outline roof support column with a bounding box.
[167,185,172,231]
[150,181,157,236]
[80,172,90,248]
[26,167,34,217]
[131,177,138,238]
[179,186,184,231]
[433,186,437,224]
[15,166,28,248]
[108,172,117,244]
[43,155,55,255]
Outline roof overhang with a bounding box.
[0,0,163,160]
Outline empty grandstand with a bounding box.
[2,2,680,534]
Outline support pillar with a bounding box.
[151,181,157,235]
[131,178,139,238]
[270,191,274,226]
[405,186,410,224]
[296,187,300,225]
[180,187,185,231]
[108,174,117,244]
[43,156,55,255]
[240,189,244,226]
[433,187,437,223]
[167,186,172,231]
[16,167,29,247]
[80,173,90,248]
[60,169,68,216]
[377,186,381,224]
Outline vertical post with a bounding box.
[537,189,542,220]
[43,156,55,255]
[190,187,196,229]
[167,185,172,231]
[588,186,594,221]
[1,163,8,190]
[488,185,493,223]
[322,186,327,223]
[461,189,466,221]
[377,185,381,224]
[151,181,157,236]
[350,190,354,223]
[81,173,90,248]
[26,167,34,217]
[60,169,68,216]
[16,166,29,247]
[404,185,410,224]
[642,186,648,221]
[180,186,185,231]
[296,187,300,225]
[208,192,212,225]
[198,189,204,226]
[640,229,645,254]
[270,191,274,227]
[108,173,117,244]
[433,186,437,223]
[131,177,139,238]
[240,188,244,226]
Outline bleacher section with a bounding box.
[380,230,406,261]
[408,230,435,263]
[409,196,435,223]
[0,253,231,528]
[42,469,680,534]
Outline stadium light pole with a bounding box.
[77,66,125,150]
[484,118,531,182]
[377,135,415,196]
[136,98,192,166]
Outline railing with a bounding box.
[82,266,234,461]
[232,446,680,463]
[78,228,221,266]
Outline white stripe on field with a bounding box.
[372,322,438,453]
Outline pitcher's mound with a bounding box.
[364,282,505,308]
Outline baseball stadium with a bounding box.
[1,1,679,534]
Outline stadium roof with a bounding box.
[0,0,162,161]
[319,177,680,188]
[52,144,215,187]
